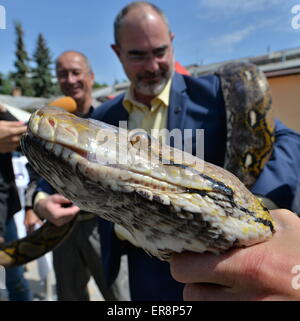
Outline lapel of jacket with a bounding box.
[167,73,187,132]
[102,95,129,127]
[167,72,212,154]
[115,103,129,129]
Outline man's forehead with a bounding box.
[127,44,169,55]
[119,27,170,51]
[57,54,86,70]
[121,37,171,54]
[118,9,170,45]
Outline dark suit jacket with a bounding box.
[92,72,300,300]
[0,111,22,237]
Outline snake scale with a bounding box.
[0,62,275,266]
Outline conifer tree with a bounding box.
[32,33,54,97]
[12,21,34,96]
[0,72,14,95]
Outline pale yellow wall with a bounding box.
[268,74,300,133]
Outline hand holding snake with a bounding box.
[170,209,300,301]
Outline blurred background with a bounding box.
[0,0,299,130]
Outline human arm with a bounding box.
[33,178,80,227]
[170,209,300,301]
[23,164,44,233]
[0,120,27,153]
[251,120,300,210]
[24,208,43,234]
[34,193,80,227]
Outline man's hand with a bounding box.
[34,194,80,227]
[0,104,6,113]
[24,208,43,234]
[170,209,300,301]
[0,120,27,153]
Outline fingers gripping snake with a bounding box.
[0,62,275,266]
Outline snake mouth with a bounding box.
[23,107,267,209]
[24,128,239,211]
[23,129,187,197]
[26,129,90,159]
[24,120,240,201]
[23,129,273,230]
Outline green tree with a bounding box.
[12,21,34,96]
[0,72,14,95]
[32,33,55,97]
[51,81,62,96]
[93,81,108,89]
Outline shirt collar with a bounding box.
[75,106,94,118]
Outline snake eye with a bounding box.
[130,134,141,146]
[129,130,152,147]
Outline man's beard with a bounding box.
[135,69,172,96]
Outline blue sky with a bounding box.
[0,0,299,86]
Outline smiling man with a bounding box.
[90,1,300,301]
[56,51,94,115]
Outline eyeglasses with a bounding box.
[124,45,170,64]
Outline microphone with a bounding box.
[48,96,77,113]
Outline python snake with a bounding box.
[0,62,275,266]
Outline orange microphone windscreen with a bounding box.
[48,96,77,113]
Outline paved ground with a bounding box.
[27,260,105,301]
[0,259,104,301]
[0,161,131,301]
[0,204,108,301]
[0,254,130,301]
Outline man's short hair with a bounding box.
[113,1,170,46]
[55,50,93,73]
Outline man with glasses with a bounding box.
[91,1,300,300]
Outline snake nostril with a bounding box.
[48,118,55,127]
